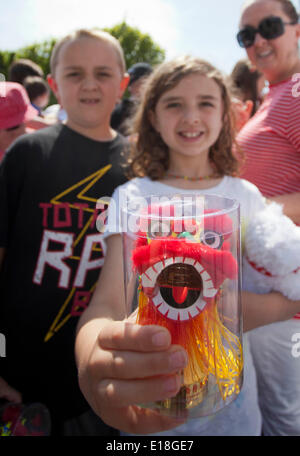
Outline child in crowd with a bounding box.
[75,56,300,436]
[0,82,38,161]
[111,62,153,135]
[23,76,50,116]
[229,59,266,132]
[8,58,44,85]
[0,28,130,435]
[8,59,55,130]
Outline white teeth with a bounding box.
[204,281,218,298]
[201,270,210,281]
[258,50,272,57]
[163,258,174,268]
[152,289,208,321]
[156,301,169,316]
[152,261,164,274]
[174,257,184,264]
[140,257,218,298]
[182,257,196,266]
[181,132,200,138]
[197,300,206,311]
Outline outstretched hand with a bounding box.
[77,320,188,435]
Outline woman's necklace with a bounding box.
[165,172,220,182]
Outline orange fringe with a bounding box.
[137,290,243,401]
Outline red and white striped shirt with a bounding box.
[237,77,300,318]
[237,77,300,198]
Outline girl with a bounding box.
[75,56,300,436]
[236,0,300,436]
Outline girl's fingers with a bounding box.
[92,345,188,380]
[99,404,186,436]
[97,373,183,408]
[98,321,172,352]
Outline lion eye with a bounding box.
[200,230,223,249]
[149,221,172,238]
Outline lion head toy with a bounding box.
[129,201,243,416]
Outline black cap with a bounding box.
[128,63,152,86]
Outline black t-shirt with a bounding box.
[0,124,128,430]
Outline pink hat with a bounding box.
[0,82,38,130]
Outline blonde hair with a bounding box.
[50,28,126,76]
[128,56,242,180]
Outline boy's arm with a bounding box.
[75,234,187,435]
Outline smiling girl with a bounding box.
[75,56,300,436]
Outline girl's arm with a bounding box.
[242,291,300,332]
[75,234,188,434]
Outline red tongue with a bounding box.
[172,286,188,304]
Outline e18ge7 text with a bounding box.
[150,441,193,451]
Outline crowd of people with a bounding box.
[0,0,300,437]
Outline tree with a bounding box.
[0,22,165,81]
[0,39,56,81]
[104,22,165,70]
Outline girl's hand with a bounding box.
[0,377,22,403]
[78,320,188,435]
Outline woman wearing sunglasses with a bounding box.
[236,0,300,437]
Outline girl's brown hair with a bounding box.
[127,56,242,180]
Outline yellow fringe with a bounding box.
[137,290,243,401]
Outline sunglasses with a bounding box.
[237,15,298,48]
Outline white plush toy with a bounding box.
[243,202,300,301]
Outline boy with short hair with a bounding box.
[0,29,129,435]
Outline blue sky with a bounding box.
[1,0,299,75]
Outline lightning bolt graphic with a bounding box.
[44,164,111,342]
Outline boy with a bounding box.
[0,29,129,435]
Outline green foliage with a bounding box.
[0,51,16,80]
[0,22,164,103]
[104,22,165,69]
[0,22,165,80]
[0,39,56,80]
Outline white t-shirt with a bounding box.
[104,176,266,436]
